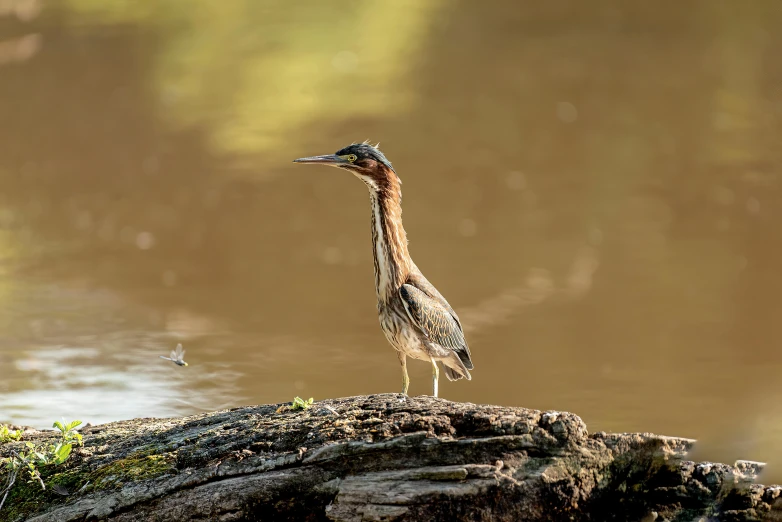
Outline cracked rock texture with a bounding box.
[1,394,780,521]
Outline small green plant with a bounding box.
[0,426,22,444]
[53,419,84,455]
[290,397,314,411]
[0,420,83,511]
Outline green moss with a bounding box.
[89,452,176,490]
[2,479,47,522]
[0,461,92,521]
[0,451,176,521]
[126,444,167,458]
[417,468,469,481]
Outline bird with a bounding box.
[294,142,473,397]
[160,343,188,367]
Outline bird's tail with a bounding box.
[442,353,472,381]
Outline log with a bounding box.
[1,394,779,521]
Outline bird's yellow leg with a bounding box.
[398,352,410,396]
[430,358,439,398]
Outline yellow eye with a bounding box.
[347,154,357,162]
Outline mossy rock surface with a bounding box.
[1,394,779,521]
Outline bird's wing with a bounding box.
[399,284,471,365]
[406,269,464,330]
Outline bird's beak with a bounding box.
[293,154,348,167]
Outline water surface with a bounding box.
[1,0,782,479]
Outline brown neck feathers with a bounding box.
[368,169,410,302]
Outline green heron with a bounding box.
[294,143,474,397]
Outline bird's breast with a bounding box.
[378,303,428,359]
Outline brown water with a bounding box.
[1,0,782,479]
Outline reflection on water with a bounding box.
[5,344,238,427]
[0,280,243,426]
[1,0,782,481]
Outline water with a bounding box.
[1,0,782,480]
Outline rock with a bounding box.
[0,394,779,521]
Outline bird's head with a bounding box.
[294,142,399,193]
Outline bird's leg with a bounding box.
[430,358,439,398]
[398,352,410,396]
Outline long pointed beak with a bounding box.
[293,154,347,166]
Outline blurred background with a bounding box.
[1,0,781,479]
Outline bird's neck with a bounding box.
[369,179,410,303]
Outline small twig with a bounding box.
[78,480,91,493]
[32,470,45,490]
[0,470,18,511]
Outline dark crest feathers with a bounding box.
[336,142,395,172]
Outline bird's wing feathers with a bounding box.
[406,269,464,330]
[399,283,472,367]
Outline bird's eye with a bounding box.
[347,154,357,162]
